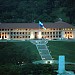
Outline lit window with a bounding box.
[71,28,72,30]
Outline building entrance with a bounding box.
[35,32,38,39]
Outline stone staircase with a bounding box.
[30,39,52,60]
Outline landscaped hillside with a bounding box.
[0,41,75,64]
[0,41,75,74]
[47,41,75,63]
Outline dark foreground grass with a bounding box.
[47,41,75,63]
[0,41,41,64]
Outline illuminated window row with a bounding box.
[10,32,30,35]
[42,32,61,35]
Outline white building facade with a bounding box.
[0,21,75,40]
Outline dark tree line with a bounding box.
[0,0,75,24]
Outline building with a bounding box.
[0,21,75,40]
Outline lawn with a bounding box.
[0,40,75,74]
[47,41,75,63]
[0,41,41,64]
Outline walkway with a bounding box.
[30,39,53,60]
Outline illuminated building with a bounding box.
[0,21,75,40]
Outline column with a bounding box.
[30,32,34,39]
[38,31,42,39]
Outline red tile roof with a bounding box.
[0,21,74,29]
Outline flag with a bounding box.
[39,21,46,30]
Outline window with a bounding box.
[59,32,61,34]
[26,36,27,38]
[45,32,46,34]
[56,35,58,37]
[11,36,12,38]
[5,29,7,31]
[11,29,13,31]
[14,32,16,34]
[56,32,58,34]
[28,32,30,35]
[20,32,21,34]
[50,32,52,34]
[17,32,19,34]
[11,32,13,34]
[59,28,61,30]
[2,29,4,31]
[59,35,61,37]
[14,36,16,38]
[70,32,72,34]
[17,36,19,38]
[48,36,49,38]
[51,36,52,37]
[8,32,9,34]
[53,29,55,30]
[5,36,7,38]
[23,32,24,34]
[65,32,67,34]
[25,32,27,34]
[53,32,55,34]
[26,29,27,31]
[53,36,55,37]
[68,32,69,34]
[47,32,49,34]
[42,32,44,35]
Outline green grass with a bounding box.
[47,41,75,63]
[0,41,41,64]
